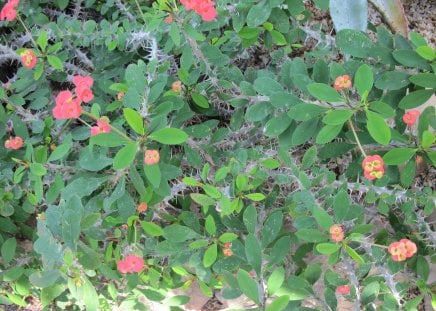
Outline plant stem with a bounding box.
[17,15,40,52]
[348,120,367,157]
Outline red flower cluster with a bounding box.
[222,242,233,257]
[330,225,344,243]
[0,0,19,22]
[362,155,384,180]
[20,49,37,69]
[52,75,94,120]
[402,110,420,127]
[334,75,352,91]
[144,149,160,165]
[336,284,350,295]
[180,0,217,22]
[388,239,417,262]
[4,136,23,150]
[90,117,110,136]
[117,254,145,274]
[73,75,94,103]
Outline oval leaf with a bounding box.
[149,128,188,145]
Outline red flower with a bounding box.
[196,1,217,21]
[117,254,144,274]
[164,14,173,24]
[144,149,160,165]
[0,0,19,22]
[336,285,350,295]
[4,136,23,150]
[20,49,37,69]
[90,118,111,136]
[76,87,94,103]
[329,225,344,243]
[180,0,198,11]
[334,75,352,91]
[362,155,384,180]
[388,241,407,262]
[402,110,420,126]
[399,239,417,258]
[73,75,94,103]
[53,91,82,119]
[73,75,94,89]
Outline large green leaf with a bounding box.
[383,148,418,165]
[245,234,262,274]
[113,143,138,170]
[307,83,343,102]
[355,64,373,97]
[366,111,391,145]
[123,108,144,135]
[315,124,343,144]
[149,128,188,145]
[247,0,272,27]
[237,269,260,304]
[322,110,353,125]
[261,211,283,247]
[203,243,217,268]
[336,29,375,58]
[398,90,434,109]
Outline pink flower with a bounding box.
[402,110,420,126]
[53,91,82,119]
[117,254,145,274]
[20,49,37,69]
[336,285,350,295]
[76,86,94,103]
[362,155,385,181]
[329,225,344,243]
[0,0,19,22]
[388,241,408,262]
[144,149,160,165]
[55,90,74,106]
[73,75,94,89]
[4,136,23,150]
[90,118,111,136]
[334,75,351,91]
[180,0,198,11]
[197,1,217,21]
[399,239,417,258]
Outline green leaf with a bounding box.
[163,224,200,242]
[345,245,364,264]
[191,93,210,108]
[218,233,238,243]
[47,55,63,70]
[288,104,328,121]
[1,238,16,266]
[149,128,188,145]
[398,90,434,109]
[244,193,266,201]
[245,234,262,274]
[243,205,258,234]
[369,101,396,118]
[270,236,292,264]
[392,50,430,68]
[113,143,138,170]
[203,243,217,268]
[203,185,221,199]
[313,207,334,231]
[30,163,47,176]
[366,111,391,145]
[322,109,353,125]
[29,270,60,288]
[264,113,292,137]
[268,267,285,295]
[144,163,161,188]
[261,211,283,247]
[355,64,373,97]
[417,256,430,282]
[409,73,436,88]
[37,31,48,52]
[190,193,216,207]
[400,159,416,187]
[383,148,418,165]
[41,284,65,308]
[361,281,380,304]
[165,295,190,306]
[307,83,343,102]
[315,124,343,144]
[82,277,98,311]
[189,240,209,249]
[141,221,164,236]
[296,229,328,243]
[301,146,317,169]
[421,130,435,150]
[48,134,72,162]
[253,76,284,96]
[205,215,216,236]
[336,29,375,58]
[416,46,435,61]
[123,108,144,135]
[247,1,272,27]
[169,22,181,47]
[266,295,289,311]
[375,71,410,90]
[125,64,146,94]
[316,243,341,254]
[237,269,260,304]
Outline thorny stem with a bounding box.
[17,15,39,53]
[348,120,367,157]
